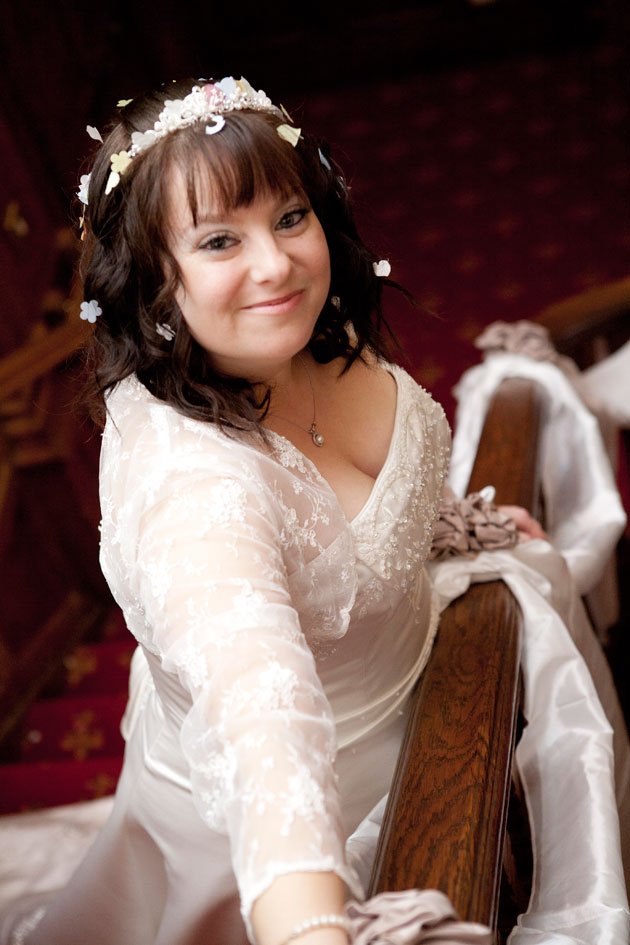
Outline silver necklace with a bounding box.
[274,355,325,447]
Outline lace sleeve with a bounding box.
[132,462,361,937]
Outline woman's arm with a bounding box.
[252,872,348,945]
[133,459,361,942]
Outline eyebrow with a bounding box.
[185,212,229,233]
[175,212,229,245]
[193,211,230,226]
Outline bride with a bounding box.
[0,75,626,945]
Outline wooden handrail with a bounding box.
[536,277,630,369]
[0,314,89,402]
[369,377,544,930]
[467,376,545,513]
[369,582,521,925]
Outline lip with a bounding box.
[242,290,304,313]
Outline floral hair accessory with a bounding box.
[277,124,301,147]
[98,76,283,195]
[80,300,102,323]
[86,125,103,142]
[373,259,391,277]
[105,151,132,195]
[275,102,301,147]
[156,322,176,341]
[77,174,91,205]
[318,147,332,171]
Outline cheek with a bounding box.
[175,265,231,320]
[311,230,331,285]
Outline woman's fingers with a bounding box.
[498,504,547,542]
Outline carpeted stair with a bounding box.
[0,611,134,814]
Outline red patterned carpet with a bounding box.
[305,39,630,420]
[1,34,629,814]
[0,611,133,814]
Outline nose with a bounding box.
[248,233,293,284]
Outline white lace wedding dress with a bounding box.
[12,363,449,945]
[2,360,629,944]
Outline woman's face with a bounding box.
[168,171,331,380]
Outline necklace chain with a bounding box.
[273,355,325,447]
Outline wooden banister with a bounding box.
[536,276,630,369]
[369,377,544,933]
[0,291,108,754]
[467,376,545,514]
[369,582,522,925]
[0,311,89,402]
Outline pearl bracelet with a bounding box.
[280,912,351,944]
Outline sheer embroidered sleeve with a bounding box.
[102,397,361,937]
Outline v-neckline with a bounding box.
[267,363,402,527]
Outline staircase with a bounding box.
[0,231,131,813]
[0,609,134,814]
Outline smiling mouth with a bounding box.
[243,290,303,310]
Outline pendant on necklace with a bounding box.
[309,423,325,447]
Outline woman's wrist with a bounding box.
[252,870,347,945]
[277,913,350,945]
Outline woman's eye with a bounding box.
[200,233,235,252]
[278,208,309,230]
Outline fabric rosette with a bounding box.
[474,319,558,362]
[474,319,579,380]
[429,492,518,561]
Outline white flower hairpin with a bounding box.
[277,124,301,147]
[80,300,102,323]
[373,259,391,277]
[105,151,132,196]
[156,323,176,341]
[318,147,332,171]
[77,174,91,205]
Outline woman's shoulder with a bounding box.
[102,375,267,483]
[353,352,450,433]
[388,361,449,426]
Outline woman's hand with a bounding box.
[497,505,547,543]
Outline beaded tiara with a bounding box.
[78,76,299,202]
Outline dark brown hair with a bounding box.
[80,78,398,430]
